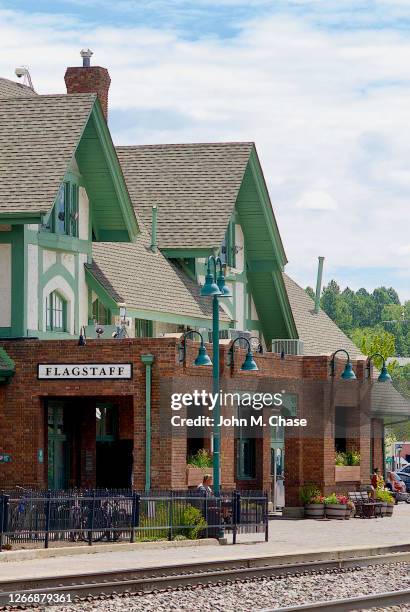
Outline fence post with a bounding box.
[264,492,269,542]
[44,492,51,549]
[168,497,173,541]
[0,494,9,552]
[204,491,208,539]
[232,491,239,545]
[130,492,139,543]
[88,491,96,546]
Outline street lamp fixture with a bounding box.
[366,353,392,383]
[179,330,212,367]
[330,349,356,380]
[229,337,259,371]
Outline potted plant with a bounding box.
[376,489,395,516]
[299,484,325,518]
[186,449,213,487]
[335,451,361,482]
[324,493,347,519]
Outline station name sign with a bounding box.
[37,364,132,380]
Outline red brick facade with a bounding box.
[0,338,384,505]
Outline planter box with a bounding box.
[186,466,212,487]
[335,466,361,482]
[325,503,347,519]
[386,503,394,517]
[304,503,325,519]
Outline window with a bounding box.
[237,402,256,479]
[52,182,79,237]
[46,292,67,332]
[221,220,236,267]
[92,299,111,325]
[135,319,153,338]
[96,404,118,442]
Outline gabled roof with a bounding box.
[0,93,138,240]
[116,143,253,250]
[87,228,231,327]
[0,77,37,99]
[282,273,363,358]
[0,94,95,217]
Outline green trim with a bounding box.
[27,329,77,339]
[97,230,131,242]
[26,230,91,255]
[0,213,41,224]
[85,267,119,312]
[248,148,287,268]
[9,225,27,336]
[162,248,214,258]
[0,328,12,338]
[37,245,43,330]
[245,319,261,331]
[272,269,298,339]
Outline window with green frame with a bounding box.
[51,182,79,237]
[96,404,118,442]
[135,318,153,338]
[92,298,111,325]
[221,219,236,267]
[46,291,67,332]
[237,403,256,479]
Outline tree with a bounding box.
[350,327,396,366]
[305,286,315,300]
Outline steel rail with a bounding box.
[1,549,410,608]
[262,588,410,611]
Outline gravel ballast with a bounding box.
[43,562,410,611]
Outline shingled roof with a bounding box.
[116,143,253,249]
[0,77,37,99]
[283,273,364,358]
[88,229,230,324]
[0,93,95,216]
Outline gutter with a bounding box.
[141,354,154,492]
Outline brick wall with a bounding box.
[0,338,379,505]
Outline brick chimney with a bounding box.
[64,49,111,121]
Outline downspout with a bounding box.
[314,256,325,314]
[141,354,154,492]
[150,206,158,253]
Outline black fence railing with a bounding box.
[0,489,268,550]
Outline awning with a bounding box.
[0,348,15,383]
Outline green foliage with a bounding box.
[188,448,213,468]
[335,451,360,466]
[299,484,321,505]
[305,286,315,300]
[175,505,207,539]
[310,279,410,356]
[323,493,339,505]
[375,489,395,503]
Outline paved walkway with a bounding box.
[1,504,409,581]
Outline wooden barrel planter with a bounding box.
[325,503,347,519]
[386,503,394,517]
[304,504,325,519]
[379,502,388,517]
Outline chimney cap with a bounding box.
[80,48,93,67]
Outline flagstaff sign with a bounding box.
[37,364,132,380]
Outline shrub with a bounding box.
[299,484,321,505]
[324,493,339,505]
[188,449,213,468]
[175,505,207,540]
[376,489,395,504]
[334,451,360,466]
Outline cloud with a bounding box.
[0,3,410,298]
[296,190,338,211]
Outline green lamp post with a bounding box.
[330,349,357,380]
[200,256,231,496]
[366,353,392,383]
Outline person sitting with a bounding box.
[197,474,213,496]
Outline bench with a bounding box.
[348,491,383,518]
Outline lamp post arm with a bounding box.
[330,348,351,376]
[366,352,387,375]
[181,330,205,364]
[229,336,252,368]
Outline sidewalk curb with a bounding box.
[0,538,219,563]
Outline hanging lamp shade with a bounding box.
[201,273,222,297]
[194,343,212,366]
[341,361,356,380]
[241,350,258,371]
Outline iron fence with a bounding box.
[0,489,268,549]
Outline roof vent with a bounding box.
[80,48,93,67]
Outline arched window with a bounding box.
[46,292,67,332]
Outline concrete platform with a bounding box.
[1,504,409,581]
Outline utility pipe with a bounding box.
[141,354,154,492]
[314,256,325,314]
[150,206,158,253]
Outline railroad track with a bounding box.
[264,588,410,611]
[1,547,410,609]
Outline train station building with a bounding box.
[0,52,408,509]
